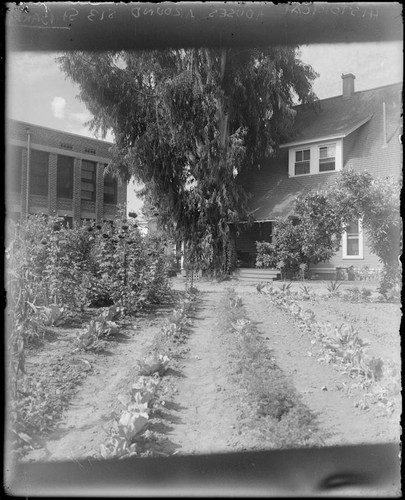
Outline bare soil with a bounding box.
[16,278,401,463]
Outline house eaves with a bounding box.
[280,114,373,149]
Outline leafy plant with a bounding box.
[138,354,170,376]
[326,280,342,294]
[299,284,315,300]
[341,287,373,303]
[279,282,293,293]
[100,406,149,459]
[229,295,243,308]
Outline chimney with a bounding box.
[342,73,355,99]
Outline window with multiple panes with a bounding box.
[9,145,23,193]
[81,160,97,201]
[319,144,336,172]
[343,219,363,258]
[104,173,117,204]
[57,155,74,199]
[31,149,49,196]
[294,149,310,175]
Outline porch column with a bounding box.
[180,240,185,274]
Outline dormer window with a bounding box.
[319,144,336,172]
[294,149,310,175]
[287,140,342,177]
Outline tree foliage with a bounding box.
[256,219,305,278]
[330,169,402,293]
[256,169,401,291]
[57,48,318,272]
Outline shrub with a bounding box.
[256,218,305,279]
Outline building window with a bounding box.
[57,155,74,199]
[81,160,97,202]
[8,145,23,193]
[31,150,49,196]
[319,144,336,172]
[294,149,310,175]
[343,219,364,259]
[104,173,117,204]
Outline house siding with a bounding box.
[311,233,381,271]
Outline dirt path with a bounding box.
[162,289,240,454]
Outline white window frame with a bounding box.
[319,144,336,172]
[342,219,364,259]
[288,139,342,177]
[294,148,311,175]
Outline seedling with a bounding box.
[138,354,170,376]
[326,280,342,294]
[280,282,293,293]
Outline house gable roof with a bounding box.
[248,172,338,221]
[280,115,373,148]
[281,82,401,148]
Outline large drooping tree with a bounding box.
[58,48,318,273]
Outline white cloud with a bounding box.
[51,96,66,119]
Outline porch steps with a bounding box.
[233,268,280,283]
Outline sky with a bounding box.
[6,41,403,215]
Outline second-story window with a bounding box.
[9,145,23,193]
[31,149,49,196]
[104,173,117,204]
[81,160,97,202]
[57,155,74,199]
[294,149,310,175]
[319,144,336,172]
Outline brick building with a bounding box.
[6,119,127,226]
[234,76,402,279]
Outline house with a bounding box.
[6,119,127,227]
[234,74,402,280]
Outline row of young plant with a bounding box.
[100,287,199,459]
[283,281,390,304]
[221,288,321,448]
[257,282,400,411]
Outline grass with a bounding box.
[219,288,322,449]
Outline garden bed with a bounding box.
[8,278,401,464]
